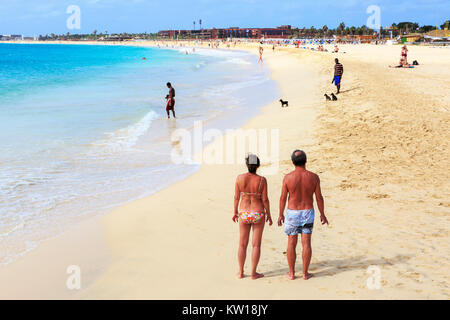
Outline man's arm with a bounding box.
[314,176,328,225]
[278,176,288,226]
[233,177,240,223]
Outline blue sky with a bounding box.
[0,0,448,35]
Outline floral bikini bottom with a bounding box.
[239,211,265,224]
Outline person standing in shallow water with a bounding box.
[278,150,329,280]
[233,154,273,279]
[165,82,176,119]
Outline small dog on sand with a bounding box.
[324,94,332,101]
[331,93,338,101]
[280,99,289,107]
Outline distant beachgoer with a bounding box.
[401,45,408,64]
[332,58,344,94]
[389,57,413,68]
[166,82,176,119]
[233,154,273,279]
[258,46,264,64]
[278,150,328,280]
[334,45,339,53]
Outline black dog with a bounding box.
[331,93,338,101]
[280,99,289,107]
[324,94,332,101]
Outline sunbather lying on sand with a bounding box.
[389,57,414,68]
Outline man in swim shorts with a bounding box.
[332,58,344,94]
[166,82,176,119]
[278,150,329,280]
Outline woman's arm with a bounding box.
[262,178,273,226]
[233,176,240,222]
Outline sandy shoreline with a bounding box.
[0,41,448,299]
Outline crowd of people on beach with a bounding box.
[161,40,347,118]
[161,36,424,123]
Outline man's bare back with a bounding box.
[278,150,328,227]
[283,168,319,210]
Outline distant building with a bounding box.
[1,34,23,41]
[336,34,377,43]
[424,28,450,42]
[401,33,424,43]
[158,25,297,40]
[426,29,450,38]
[99,35,133,41]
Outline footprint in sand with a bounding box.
[367,193,390,199]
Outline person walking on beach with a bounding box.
[258,46,264,64]
[233,154,273,279]
[278,150,329,280]
[165,82,176,119]
[332,58,344,94]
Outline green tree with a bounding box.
[338,22,346,36]
[397,22,419,34]
[441,20,449,29]
[419,25,436,33]
[322,25,328,37]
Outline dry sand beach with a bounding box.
[0,41,449,299]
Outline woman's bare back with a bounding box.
[236,173,266,213]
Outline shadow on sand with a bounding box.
[339,86,362,94]
[264,254,411,279]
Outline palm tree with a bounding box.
[300,27,306,37]
[361,25,368,35]
[322,25,328,38]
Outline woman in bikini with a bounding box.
[233,154,272,279]
[401,45,408,64]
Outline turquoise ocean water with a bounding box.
[0,43,277,264]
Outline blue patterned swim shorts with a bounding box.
[284,209,315,235]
